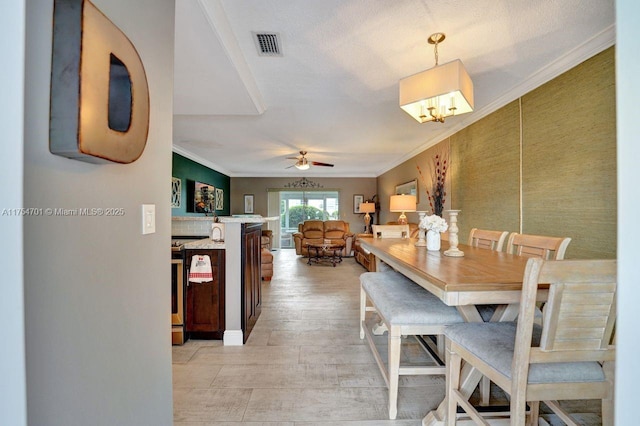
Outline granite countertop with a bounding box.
[182,238,226,250]
[172,215,278,224]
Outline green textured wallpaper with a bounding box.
[522,48,616,259]
[450,101,521,241]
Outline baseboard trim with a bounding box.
[223,330,244,346]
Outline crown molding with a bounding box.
[172,145,232,177]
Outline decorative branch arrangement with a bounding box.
[417,152,448,217]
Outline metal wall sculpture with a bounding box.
[49,0,150,164]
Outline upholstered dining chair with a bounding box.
[468,228,509,251]
[475,232,572,406]
[445,258,616,426]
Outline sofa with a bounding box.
[353,222,420,271]
[293,220,354,257]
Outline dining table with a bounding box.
[358,237,548,425]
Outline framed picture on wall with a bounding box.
[244,194,254,214]
[395,179,418,202]
[171,177,181,208]
[353,194,364,213]
[187,180,215,213]
[215,188,224,210]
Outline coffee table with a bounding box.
[306,242,345,267]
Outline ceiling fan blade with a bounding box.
[286,157,299,160]
[285,164,296,169]
[311,161,334,167]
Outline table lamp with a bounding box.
[390,194,416,225]
[360,201,376,233]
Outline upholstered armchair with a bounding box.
[293,220,354,257]
[261,229,273,251]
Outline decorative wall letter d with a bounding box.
[50,0,150,164]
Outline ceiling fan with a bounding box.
[286,151,334,170]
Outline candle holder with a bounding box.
[444,210,464,257]
[415,211,428,246]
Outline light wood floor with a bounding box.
[172,249,602,425]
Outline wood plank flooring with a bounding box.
[173,249,602,425]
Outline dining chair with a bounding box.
[372,224,410,239]
[467,228,510,404]
[360,270,463,419]
[506,233,571,260]
[468,228,509,251]
[445,258,616,425]
[477,231,572,405]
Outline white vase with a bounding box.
[427,230,441,251]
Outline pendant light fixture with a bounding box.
[399,33,474,123]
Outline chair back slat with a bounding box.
[506,233,572,260]
[372,224,410,239]
[468,228,509,251]
[518,259,617,365]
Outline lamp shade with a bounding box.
[399,59,474,123]
[360,202,376,214]
[390,194,416,212]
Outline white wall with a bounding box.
[23,0,175,424]
[615,1,640,424]
[0,1,27,425]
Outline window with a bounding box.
[278,190,340,248]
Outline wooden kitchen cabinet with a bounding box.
[184,249,225,339]
[242,223,262,343]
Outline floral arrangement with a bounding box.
[417,153,447,217]
[419,214,448,233]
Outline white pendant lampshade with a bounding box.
[399,33,474,124]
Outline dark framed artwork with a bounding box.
[187,180,215,213]
[353,194,364,213]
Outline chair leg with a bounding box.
[446,346,462,426]
[602,360,615,426]
[479,376,490,406]
[510,391,528,425]
[360,286,366,339]
[388,331,401,420]
[527,401,539,426]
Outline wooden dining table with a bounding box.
[358,237,547,425]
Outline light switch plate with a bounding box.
[142,204,156,234]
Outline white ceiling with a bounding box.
[172,0,615,177]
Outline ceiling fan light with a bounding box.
[295,158,310,170]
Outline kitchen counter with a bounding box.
[182,238,225,250]
[172,215,278,223]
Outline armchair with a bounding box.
[293,220,354,257]
[261,229,273,251]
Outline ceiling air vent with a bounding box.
[253,32,282,56]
